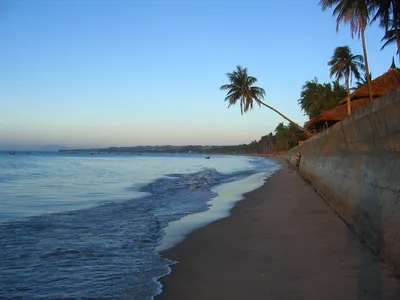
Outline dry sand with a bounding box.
[156,166,400,300]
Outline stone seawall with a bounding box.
[287,87,400,274]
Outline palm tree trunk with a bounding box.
[361,26,373,103]
[257,99,313,137]
[346,73,351,115]
[392,1,400,60]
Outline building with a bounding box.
[307,60,400,132]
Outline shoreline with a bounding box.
[156,155,283,253]
[156,169,278,253]
[156,165,400,299]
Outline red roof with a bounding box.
[307,98,370,129]
[307,66,400,131]
[339,67,400,104]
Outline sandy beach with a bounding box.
[156,166,400,299]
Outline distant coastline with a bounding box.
[59,145,255,155]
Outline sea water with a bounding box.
[0,152,280,299]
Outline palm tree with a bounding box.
[381,24,399,50]
[320,0,374,103]
[352,72,372,90]
[220,65,312,137]
[328,46,365,114]
[379,16,400,54]
[370,0,400,58]
[332,79,350,99]
[298,78,347,118]
[326,80,349,108]
[258,133,277,154]
[274,122,306,150]
[298,78,324,118]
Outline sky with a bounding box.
[0,0,397,150]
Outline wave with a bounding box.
[0,160,280,299]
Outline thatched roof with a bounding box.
[307,98,370,129]
[339,62,400,104]
[307,62,400,131]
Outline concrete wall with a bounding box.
[287,87,400,274]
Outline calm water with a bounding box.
[0,152,280,299]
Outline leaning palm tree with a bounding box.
[370,0,400,58]
[320,0,374,103]
[220,65,312,137]
[328,46,365,114]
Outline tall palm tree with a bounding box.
[328,46,365,114]
[320,0,374,103]
[220,65,312,137]
[370,0,400,58]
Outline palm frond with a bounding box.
[220,65,266,115]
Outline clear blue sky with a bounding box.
[0,0,397,150]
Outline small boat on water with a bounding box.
[205,156,210,159]
[9,151,15,155]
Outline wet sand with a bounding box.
[156,167,400,299]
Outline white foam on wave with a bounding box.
[151,259,177,300]
[156,167,279,253]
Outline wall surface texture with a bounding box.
[287,88,400,274]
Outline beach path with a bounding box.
[157,168,400,300]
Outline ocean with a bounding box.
[0,152,280,299]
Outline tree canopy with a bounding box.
[298,78,348,118]
[320,0,374,102]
